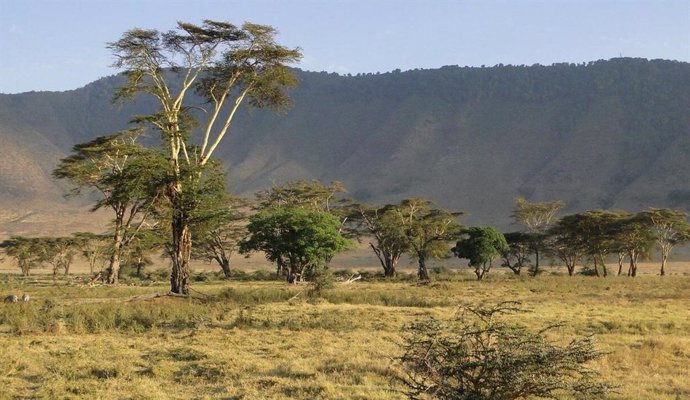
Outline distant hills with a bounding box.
[0,58,688,237]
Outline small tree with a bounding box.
[192,203,247,279]
[54,130,165,284]
[73,232,110,275]
[122,229,166,277]
[640,208,690,276]
[452,227,508,280]
[240,207,349,283]
[512,197,564,275]
[396,199,462,281]
[610,213,654,277]
[547,216,588,276]
[34,237,78,276]
[398,302,612,400]
[1,236,42,276]
[564,210,625,277]
[350,202,409,277]
[499,232,531,275]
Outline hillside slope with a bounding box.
[0,58,688,236]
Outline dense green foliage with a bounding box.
[453,227,508,280]
[240,207,349,282]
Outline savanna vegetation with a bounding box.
[1,19,690,400]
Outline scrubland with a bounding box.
[1,263,689,399]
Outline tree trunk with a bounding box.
[660,252,667,276]
[170,213,192,295]
[383,252,398,277]
[617,253,624,276]
[417,253,429,281]
[475,263,489,280]
[371,244,398,278]
[565,258,575,276]
[219,257,231,279]
[628,251,638,277]
[20,261,30,276]
[106,232,123,285]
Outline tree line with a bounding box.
[3,175,688,285]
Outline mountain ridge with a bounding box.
[0,58,688,237]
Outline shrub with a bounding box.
[398,301,612,400]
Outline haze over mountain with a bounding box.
[0,58,688,237]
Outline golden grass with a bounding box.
[1,272,689,399]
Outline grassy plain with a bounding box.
[1,263,689,399]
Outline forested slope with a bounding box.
[0,58,688,234]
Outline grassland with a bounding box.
[1,264,689,399]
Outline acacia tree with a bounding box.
[499,232,531,275]
[512,197,564,275]
[73,232,110,275]
[34,237,78,276]
[54,130,164,284]
[350,203,408,277]
[109,20,301,295]
[122,229,166,277]
[240,207,349,283]
[547,215,588,276]
[452,227,508,280]
[611,213,654,277]
[0,237,42,276]
[395,199,462,281]
[640,208,690,276]
[256,180,347,213]
[563,210,624,277]
[253,180,351,277]
[192,201,247,279]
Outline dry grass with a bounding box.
[1,269,689,399]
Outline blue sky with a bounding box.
[0,0,688,93]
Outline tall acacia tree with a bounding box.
[109,20,301,294]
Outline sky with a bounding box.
[0,0,688,94]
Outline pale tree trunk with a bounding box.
[20,261,30,276]
[106,222,124,285]
[617,253,625,276]
[660,247,669,276]
[628,250,638,277]
[170,213,192,295]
